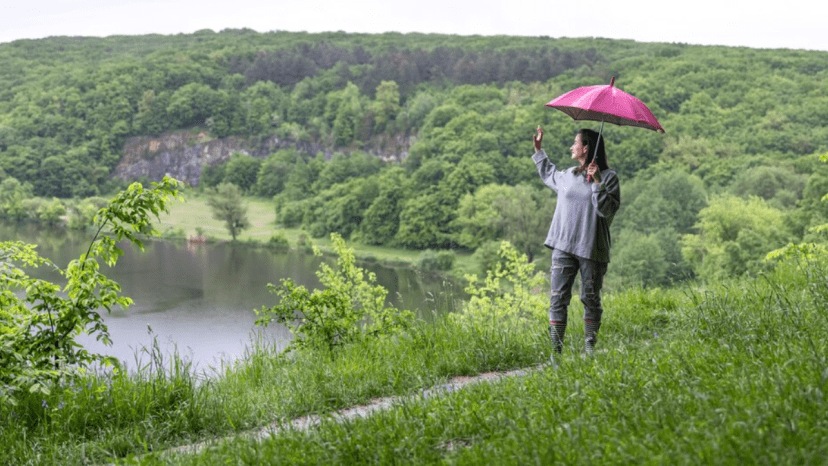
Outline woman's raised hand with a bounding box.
[533,125,543,151]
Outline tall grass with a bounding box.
[169,259,825,465]
[2,256,825,464]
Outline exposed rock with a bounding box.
[113,130,412,186]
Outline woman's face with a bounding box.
[570,133,588,165]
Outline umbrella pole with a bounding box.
[588,120,605,182]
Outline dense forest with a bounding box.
[1,29,827,289]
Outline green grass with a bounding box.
[2,256,826,465]
[156,192,474,271]
[166,262,828,465]
[157,192,277,242]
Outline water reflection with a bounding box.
[2,222,461,372]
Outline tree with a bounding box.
[253,149,299,197]
[371,80,401,133]
[256,233,413,352]
[618,167,708,236]
[453,183,550,261]
[0,177,33,220]
[306,177,379,239]
[612,231,668,288]
[395,189,457,249]
[728,164,805,209]
[357,167,409,245]
[0,177,183,404]
[166,82,223,130]
[325,82,365,147]
[681,194,792,281]
[223,153,262,193]
[239,80,288,135]
[207,182,250,241]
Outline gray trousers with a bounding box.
[548,249,607,348]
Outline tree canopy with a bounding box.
[2,30,827,286]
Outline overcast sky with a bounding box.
[2,0,827,52]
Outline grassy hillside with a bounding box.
[1,245,825,464]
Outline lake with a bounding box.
[1,223,462,373]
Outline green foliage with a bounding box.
[416,249,456,272]
[0,177,33,220]
[728,164,806,209]
[355,166,408,245]
[0,176,182,405]
[66,197,108,231]
[371,80,401,134]
[3,30,828,289]
[468,240,501,275]
[453,183,550,261]
[267,232,291,252]
[395,190,458,249]
[681,194,793,281]
[253,149,299,197]
[223,153,262,193]
[34,197,67,226]
[618,167,708,236]
[612,231,669,288]
[199,161,227,188]
[206,182,250,240]
[305,177,380,239]
[455,241,547,326]
[765,153,828,259]
[256,233,413,352]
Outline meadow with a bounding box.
[156,193,476,272]
[1,243,825,465]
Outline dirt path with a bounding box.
[162,365,542,458]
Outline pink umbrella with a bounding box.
[546,76,665,180]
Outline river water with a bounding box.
[2,223,461,373]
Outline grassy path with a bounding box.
[160,365,540,459]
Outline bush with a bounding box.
[267,232,290,252]
[470,240,504,275]
[417,249,456,272]
[0,177,183,405]
[455,241,547,327]
[256,233,413,352]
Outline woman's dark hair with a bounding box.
[576,128,608,172]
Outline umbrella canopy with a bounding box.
[546,76,665,133]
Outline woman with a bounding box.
[532,126,620,359]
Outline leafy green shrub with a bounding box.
[267,232,290,252]
[455,241,547,326]
[297,232,314,253]
[67,198,103,230]
[0,176,183,405]
[470,240,505,276]
[417,249,456,272]
[256,233,413,352]
[277,200,306,228]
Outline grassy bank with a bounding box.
[2,253,826,464]
[156,192,476,273]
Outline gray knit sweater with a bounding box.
[532,149,621,263]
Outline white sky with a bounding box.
[1,0,827,52]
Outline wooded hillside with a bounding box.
[1,29,827,287]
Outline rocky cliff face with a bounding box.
[113,131,412,186]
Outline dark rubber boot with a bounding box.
[584,319,601,355]
[549,320,566,354]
